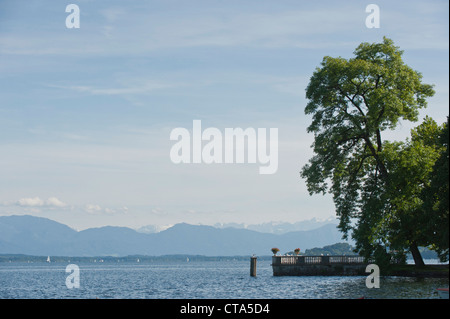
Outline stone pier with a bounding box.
[271,255,368,276]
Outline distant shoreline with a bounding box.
[0,254,274,263]
[1,254,448,278]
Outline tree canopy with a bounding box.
[420,117,449,261]
[301,37,448,266]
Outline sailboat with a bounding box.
[46,256,51,263]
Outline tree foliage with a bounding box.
[420,118,449,261]
[300,37,448,265]
[354,117,446,263]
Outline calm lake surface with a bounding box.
[0,259,447,299]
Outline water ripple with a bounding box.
[0,260,446,299]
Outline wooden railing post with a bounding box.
[250,256,257,277]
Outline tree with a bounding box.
[420,117,449,261]
[361,117,445,265]
[301,37,436,266]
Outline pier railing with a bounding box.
[272,255,367,266]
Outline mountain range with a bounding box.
[0,215,348,257]
[135,217,339,234]
[212,217,339,234]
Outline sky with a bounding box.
[0,0,448,231]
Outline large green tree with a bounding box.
[352,117,446,266]
[301,37,437,266]
[420,117,449,261]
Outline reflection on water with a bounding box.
[0,260,447,299]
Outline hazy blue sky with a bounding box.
[0,0,448,230]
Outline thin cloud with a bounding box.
[84,204,129,215]
[16,196,67,208]
[48,81,175,96]
[45,197,67,208]
[17,197,44,207]
[1,2,447,60]
[84,204,102,214]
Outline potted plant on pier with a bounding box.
[294,248,301,256]
[271,248,280,256]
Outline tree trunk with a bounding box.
[410,241,425,267]
[364,136,389,179]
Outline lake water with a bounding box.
[0,259,447,299]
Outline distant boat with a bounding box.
[437,288,449,299]
[137,258,140,263]
[186,257,189,262]
[46,256,51,263]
